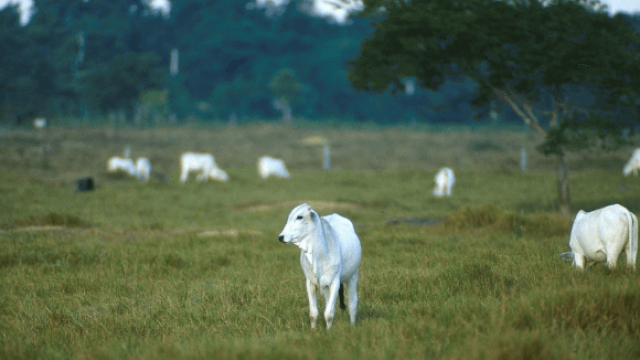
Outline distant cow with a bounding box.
[433,167,455,197]
[33,118,47,129]
[136,157,151,182]
[258,156,290,179]
[278,203,362,329]
[208,166,229,182]
[623,148,640,176]
[559,204,638,270]
[180,152,227,183]
[107,156,137,177]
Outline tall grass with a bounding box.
[1,125,639,359]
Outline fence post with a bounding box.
[520,147,527,172]
[323,144,330,170]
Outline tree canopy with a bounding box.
[347,0,640,212]
[0,0,566,125]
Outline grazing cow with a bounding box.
[180,152,226,183]
[433,167,455,197]
[623,148,640,176]
[135,157,151,182]
[559,204,638,270]
[258,156,291,179]
[208,166,229,182]
[107,156,137,177]
[278,203,362,329]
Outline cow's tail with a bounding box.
[627,209,638,268]
[339,284,346,310]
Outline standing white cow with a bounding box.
[559,204,638,270]
[278,203,362,329]
[433,167,455,197]
[180,152,227,183]
[107,156,137,177]
[135,157,151,182]
[623,148,640,176]
[258,156,291,179]
[33,118,47,129]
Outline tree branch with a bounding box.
[493,88,547,137]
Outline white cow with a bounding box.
[559,204,638,270]
[433,167,455,197]
[180,152,227,183]
[33,117,47,129]
[135,157,151,182]
[208,166,229,182]
[278,203,362,329]
[623,148,640,176]
[107,156,137,177]
[258,156,291,179]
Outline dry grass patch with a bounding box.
[233,200,361,212]
[197,229,263,237]
[443,203,573,237]
[2,212,92,230]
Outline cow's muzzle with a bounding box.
[278,235,286,243]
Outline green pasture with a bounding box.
[1,165,639,360]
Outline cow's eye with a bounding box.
[296,215,303,220]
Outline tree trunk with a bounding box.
[556,154,571,214]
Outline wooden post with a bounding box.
[323,144,330,170]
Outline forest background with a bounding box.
[2,0,637,128]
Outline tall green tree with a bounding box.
[81,52,164,118]
[269,68,303,123]
[346,0,640,213]
[0,4,29,125]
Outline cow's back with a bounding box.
[571,205,630,262]
[324,214,362,280]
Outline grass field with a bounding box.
[1,124,639,359]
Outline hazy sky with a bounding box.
[0,0,637,25]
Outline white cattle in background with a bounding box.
[107,156,137,177]
[135,157,151,182]
[208,166,229,182]
[623,148,640,176]
[258,156,291,179]
[559,204,638,270]
[33,118,47,129]
[433,167,455,197]
[278,203,362,329]
[180,152,227,183]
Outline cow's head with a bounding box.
[279,203,316,245]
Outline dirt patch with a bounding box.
[4,225,68,232]
[197,229,263,237]
[233,200,361,212]
[383,217,444,226]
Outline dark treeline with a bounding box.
[0,0,638,126]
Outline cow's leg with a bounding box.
[180,168,188,183]
[344,273,359,325]
[322,280,341,329]
[306,279,319,329]
[606,243,623,270]
[574,253,586,270]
